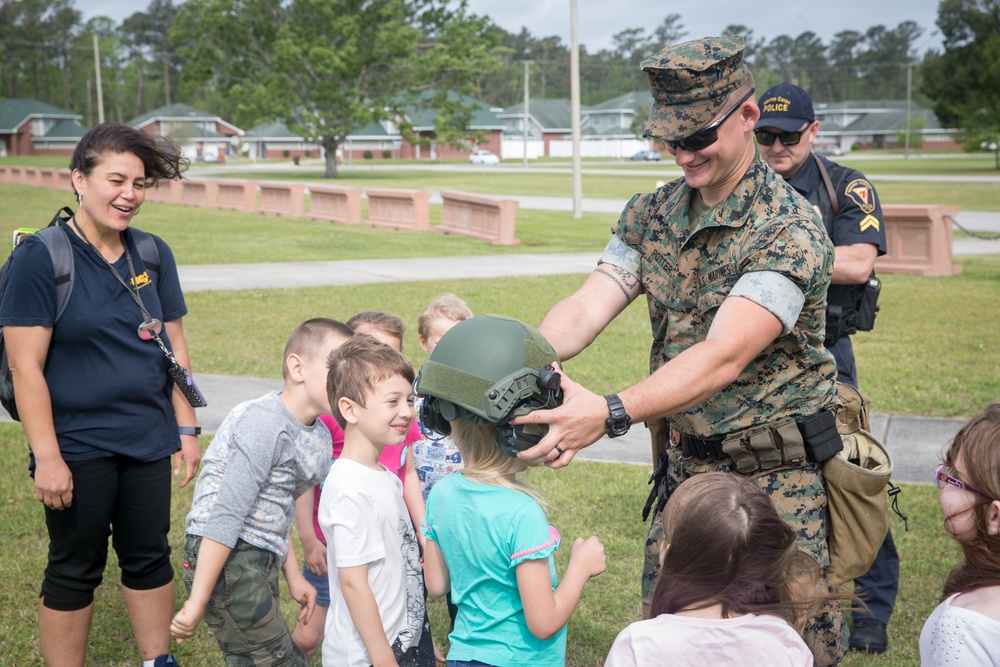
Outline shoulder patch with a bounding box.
[845,179,877,214]
[859,214,880,233]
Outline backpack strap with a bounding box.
[129,227,161,288]
[33,227,75,322]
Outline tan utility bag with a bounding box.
[823,383,892,586]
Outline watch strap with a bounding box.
[179,426,202,436]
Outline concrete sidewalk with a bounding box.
[181,373,960,486]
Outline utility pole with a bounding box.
[522,60,532,169]
[904,63,912,159]
[93,34,105,124]
[570,0,582,219]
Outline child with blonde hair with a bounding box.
[412,294,474,501]
[415,314,606,666]
[920,403,1000,665]
[606,472,833,667]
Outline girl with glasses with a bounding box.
[920,403,1000,665]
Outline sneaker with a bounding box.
[849,618,888,653]
[153,655,179,667]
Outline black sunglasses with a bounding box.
[754,128,804,147]
[664,89,755,152]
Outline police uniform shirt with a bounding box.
[787,153,887,256]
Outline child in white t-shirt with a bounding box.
[319,335,433,667]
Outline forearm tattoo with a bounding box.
[596,264,640,302]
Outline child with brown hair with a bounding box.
[170,318,354,665]
[293,311,425,660]
[920,403,1000,665]
[605,472,836,667]
[319,335,433,666]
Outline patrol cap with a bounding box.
[755,83,815,132]
[641,36,752,142]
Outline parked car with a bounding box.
[469,149,500,165]
[630,149,661,161]
[814,144,844,157]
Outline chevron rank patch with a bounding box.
[859,214,880,232]
[845,178,877,214]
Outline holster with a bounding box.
[642,451,671,522]
[825,304,845,346]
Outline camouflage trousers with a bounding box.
[640,448,848,667]
[183,536,307,667]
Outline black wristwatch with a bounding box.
[179,426,202,437]
[604,394,632,438]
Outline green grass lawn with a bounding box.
[0,424,958,666]
[0,169,994,664]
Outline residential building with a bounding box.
[128,104,243,163]
[0,98,88,157]
[814,100,960,152]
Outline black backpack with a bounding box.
[0,207,160,420]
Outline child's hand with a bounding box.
[303,541,328,576]
[288,574,318,626]
[570,536,607,578]
[170,599,204,643]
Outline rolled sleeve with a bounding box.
[598,235,641,278]
[729,271,805,335]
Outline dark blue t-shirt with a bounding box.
[0,225,188,462]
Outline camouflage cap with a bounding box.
[641,36,752,142]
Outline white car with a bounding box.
[469,149,500,165]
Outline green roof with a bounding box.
[399,91,503,130]
[0,98,79,132]
[244,121,302,139]
[587,91,654,112]
[815,100,946,133]
[500,99,572,131]
[348,121,393,138]
[42,119,89,139]
[128,103,217,126]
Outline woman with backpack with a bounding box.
[0,123,201,667]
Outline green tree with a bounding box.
[922,0,1000,168]
[172,0,497,178]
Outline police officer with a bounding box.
[756,82,895,655]
[514,38,847,666]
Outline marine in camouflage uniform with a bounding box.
[525,36,848,666]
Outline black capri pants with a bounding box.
[39,455,174,611]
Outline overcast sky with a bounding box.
[80,0,944,55]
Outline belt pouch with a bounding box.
[798,410,844,463]
[774,418,807,463]
[722,431,758,474]
[747,425,782,470]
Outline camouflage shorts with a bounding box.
[640,448,848,667]
[183,536,307,667]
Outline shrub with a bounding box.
[282,149,290,158]
[363,150,373,160]
[382,149,391,159]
